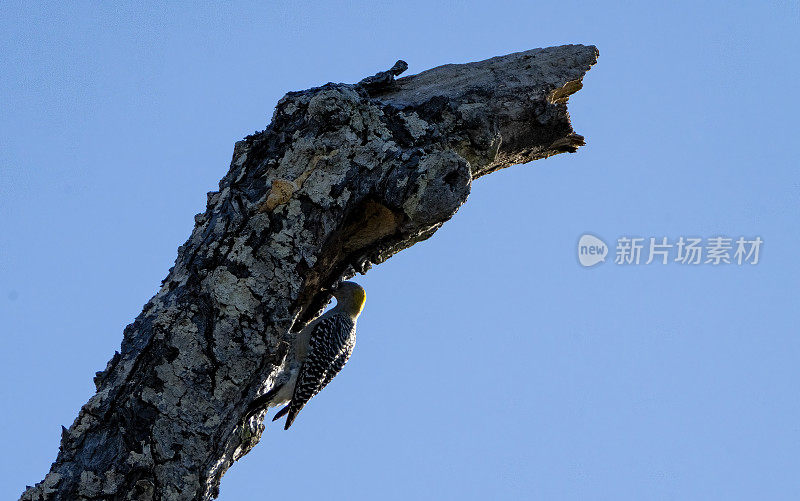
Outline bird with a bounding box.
[244,281,365,429]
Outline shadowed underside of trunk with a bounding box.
[21,44,598,501]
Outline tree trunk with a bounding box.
[21,44,598,501]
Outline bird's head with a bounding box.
[330,281,366,318]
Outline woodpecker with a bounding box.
[245,281,365,429]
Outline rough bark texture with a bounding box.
[21,44,598,500]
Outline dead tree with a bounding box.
[21,44,598,500]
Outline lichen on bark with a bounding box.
[21,44,598,501]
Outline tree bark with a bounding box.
[21,44,598,501]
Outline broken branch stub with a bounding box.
[21,44,598,501]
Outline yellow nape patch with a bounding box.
[354,289,366,314]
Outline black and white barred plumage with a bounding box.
[276,314,356,429]
[244,281,365,430]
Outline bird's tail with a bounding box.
[284,407,299,430]
[243,385,283,422]
[272,405,290,422]
[274,402,305,430]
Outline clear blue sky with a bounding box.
[1,1,798,499]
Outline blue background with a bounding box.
[1,2,798,499]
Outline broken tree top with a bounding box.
[22,44,597,501]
